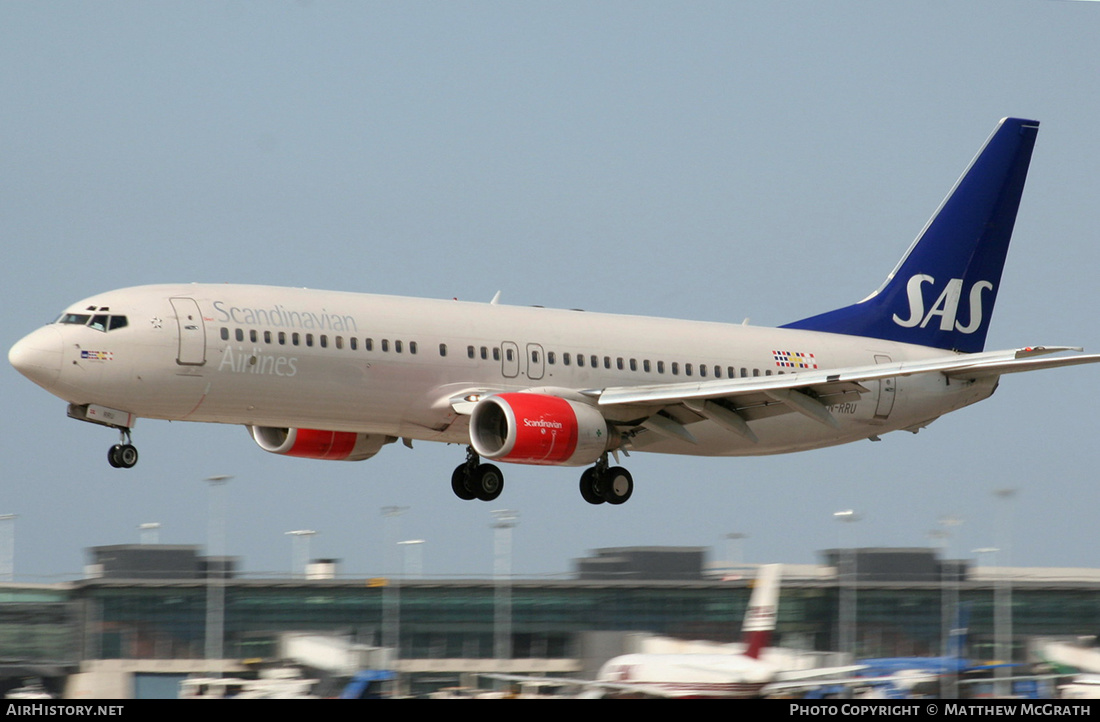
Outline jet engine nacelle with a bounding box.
[248,426,392,461]
[469,393,610,466]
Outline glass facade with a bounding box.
[6,576,1100,668]
[0,586,78,663]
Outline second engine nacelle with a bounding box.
[469,393,610,466]
[248,426,393,461]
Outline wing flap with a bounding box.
[595,347,1099,409]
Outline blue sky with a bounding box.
[3,2,1099,581]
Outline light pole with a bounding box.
[202,474,232,676]
[725,532,748,579]
[398,539,425,580]
[932,515,962,699]
[0,514,17,583]
[138,522,161,545]
[834,510,861,660]
[285,529,317,579]
[993,488,1016,697]
[381,507,407,660]
[492,509,519,685]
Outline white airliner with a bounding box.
[495,564,864,698]
[9,118,1099,505]
[593,564,808,697]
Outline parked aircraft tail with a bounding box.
[742,563,781,659]
[782,117,1040,354]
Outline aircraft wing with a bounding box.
[586,347,1100,442]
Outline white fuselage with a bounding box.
[12,283,995,459]
[596,652,778,698]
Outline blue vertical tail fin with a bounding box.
[782,118,1040,353]
[948,602,970,661]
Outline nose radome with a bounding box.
[9,326,63,389]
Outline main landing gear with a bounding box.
[579,455,633,506]
[107,428,139,469]
[450,448,634,505]
[451,447,504,502]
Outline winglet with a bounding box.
[782,118,1040,353]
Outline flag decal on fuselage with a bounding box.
[773,351,817,369]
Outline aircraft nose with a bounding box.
[9,326,63,389]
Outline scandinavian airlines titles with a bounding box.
[212,300,358,333]
[218,345,298,377]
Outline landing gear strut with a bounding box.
[107,428,139,469]
[579,454,633,505]
[451,446,504,502]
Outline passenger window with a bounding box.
[410,341,417,355]
[563,353,571,366]
[467,345,475,359]
[395,340,403,353]
[250,330,258,343]
[480,346,488,360]
[616,358,624,370]
[643,360,651,373]
[576,354,584,368]
[439,343,447,357]
[350,338,358,351]
[221,328,229,341]
[381,339,389,352]
[279,332,287,345]
[700,364,707,377]
[264,331,272,344]
[629,359,637,372]
[657,361,665,374]
[335,336,343,350]
[235,328,244,342]
[548,352,556,365]
[365,338,373,351]
[306,334,314,347]
[672,362,679,375]
[493,348,500,361]
[292,333,300,346]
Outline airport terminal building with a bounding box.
[3,545,1100,697]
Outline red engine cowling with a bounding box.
[248,426,391,461]
[469,393,610,466]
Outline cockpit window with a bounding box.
[55,313,129,331]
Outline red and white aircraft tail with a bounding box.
[741,563,781,660]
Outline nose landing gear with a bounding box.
[107,428,138,469]
[65,404,140,469]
